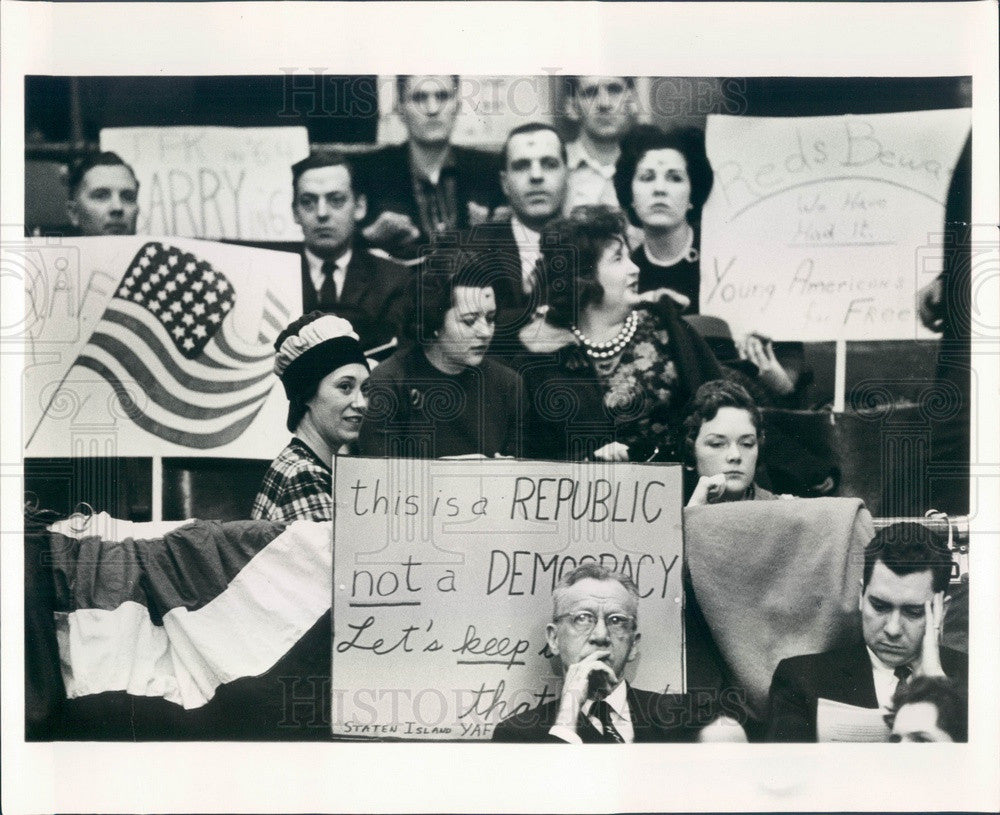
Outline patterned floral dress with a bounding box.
[517,300,722,462]
[592,311,681,455]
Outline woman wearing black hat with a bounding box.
[252,312,370,522]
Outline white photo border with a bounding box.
[2,2,998,813]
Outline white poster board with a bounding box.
[331,457,685,740]
[21,236,299,458]
[699,110,971,341]
[100,126,310,241]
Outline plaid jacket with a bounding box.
[251,438,333,522]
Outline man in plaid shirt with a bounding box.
[252,312,370,522]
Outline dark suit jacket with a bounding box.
[353,143,503,257]
[300,244,414,356]
[766,640,968,742]
[492,685,696,743]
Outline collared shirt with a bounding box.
[409,145,459,239]
[563,139,620,214]
[549,681,635,744]
[867,647,911,711]
[304,247,353,302]
[509,216,542,293]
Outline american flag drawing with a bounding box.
[64,241,288,449]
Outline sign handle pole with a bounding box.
[152,455,163,522]
[833,339,847,414]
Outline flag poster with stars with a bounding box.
[22,236,301,458]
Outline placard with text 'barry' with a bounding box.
[331,457,684,741]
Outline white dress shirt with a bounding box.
[304,247,352,302]
[509,216,542,294]
[549,680,635,744]
[867,647,911,711]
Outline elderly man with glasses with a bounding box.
[493,562,692,743]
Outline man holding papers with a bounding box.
[766,522,967,742]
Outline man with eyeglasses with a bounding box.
[493,562,689,743]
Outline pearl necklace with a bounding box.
[571,310,639,359]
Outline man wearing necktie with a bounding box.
[766,522,968,741]
[493,563,691,743]
[465,122,568,359]
[292,152,413,359]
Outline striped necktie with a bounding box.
[591,699,625,743]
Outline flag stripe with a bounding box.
[92,315,274,391]
[73,359,268,447]
[266,289,291,321]
[215,320,275,364]
[105,302,238,372]
[262,307,283,335]
[78,338,270,418]
[48,513,191,543]
[49,515,284,612]
[78,339,272,414]
[56,605,179,702]
[75,350,266,433]
[52,519,332,709]
[108,299,273,380]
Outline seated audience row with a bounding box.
[490,523,966,743]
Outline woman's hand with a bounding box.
[687,473,728,506]
[741,334,795,396]
[592,442,630,462]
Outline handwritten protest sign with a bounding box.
[331,457,685,740]
[100,126,310,241]
[21,236,299,458]
[699,110,970,341]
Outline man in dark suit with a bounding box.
[66,152,140,236]
[492,563,691,743]
[291,151,412,358]
[468,122,568,357]
[353,75,503,260]
[766,522,968,742]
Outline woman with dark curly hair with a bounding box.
[681,379,785,505]
[358,248,525,458]
[515,205,722,462]
[614,125,713,314]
